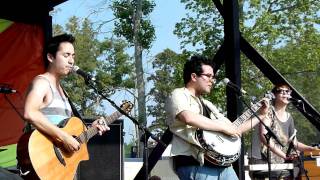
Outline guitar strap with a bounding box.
[62,89,86,126]
[199,98,211,118]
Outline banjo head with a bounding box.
[197,130,241,166]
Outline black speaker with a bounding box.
[79,119,123,180]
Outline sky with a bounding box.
[52,0,186,55]
[52,0,187,143]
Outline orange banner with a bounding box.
[0,21,45,146]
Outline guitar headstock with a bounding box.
[120,100,133,114]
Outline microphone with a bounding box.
[286,129,297,157]
[288,96,302,103]
[222,78,247,95]
[72,66,95,81]
[0,87,16,94]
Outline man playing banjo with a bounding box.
[165,55,270,180]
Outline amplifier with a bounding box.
[78,119,124,180]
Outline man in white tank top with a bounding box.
[21,34,109,179]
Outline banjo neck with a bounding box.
[232,101,263,127]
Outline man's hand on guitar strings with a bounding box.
[60,132,81,153]
[231,130,242,138]
[221,123,242,138]
[92,117,110,136]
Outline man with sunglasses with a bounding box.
[250,84,318,179]
[165,55,270,180]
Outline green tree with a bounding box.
[96,38,135,91]
[112,0,155,125]
[147,49,185,134]
[111,0,156,157]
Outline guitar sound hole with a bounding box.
[53,145,66,166]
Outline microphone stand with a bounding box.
[83,79,167,180]
[234,90,284,180]
[291,101,312,179]
[288,145,310,180]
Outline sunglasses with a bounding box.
[276,89,292,95]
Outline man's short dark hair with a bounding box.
[183,55,214,85]
[46,33,75,57]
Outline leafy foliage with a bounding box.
[111,0,156,49]
[111,0,156,156]
[174,0,223,55]
[147,49,186,133]
[96,38,135,91]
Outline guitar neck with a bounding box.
[233,101,262,127]
[76,111,123,143]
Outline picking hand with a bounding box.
[61,132,80,153]
[222,124,241,138]
[285,153,299,162]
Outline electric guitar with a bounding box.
[17,101,133,180]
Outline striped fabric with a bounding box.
[38,76,72,125]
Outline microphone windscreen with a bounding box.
[72,65,80,73]
[222,78,230,84]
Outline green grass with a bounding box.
[0,144,17,168]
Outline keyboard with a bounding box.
[246,163,294,171]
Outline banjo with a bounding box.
[196,93,273,166]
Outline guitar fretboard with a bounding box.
[76,111,123,144]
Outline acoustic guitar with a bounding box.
[17,101,133,180]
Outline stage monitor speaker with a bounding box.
[78,119,123,180]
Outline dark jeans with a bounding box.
[173,155,238,180]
